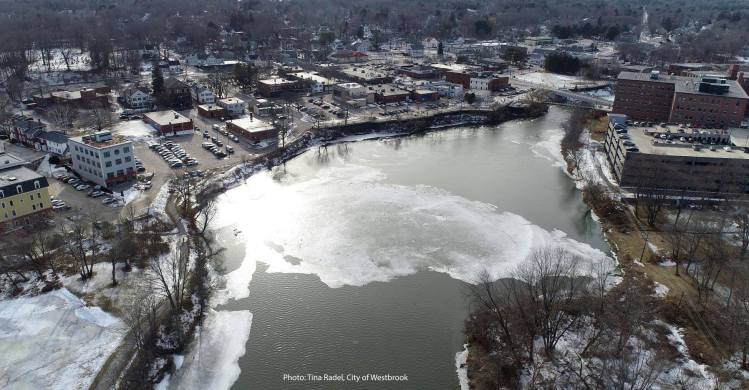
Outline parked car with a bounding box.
[225,145,234,154]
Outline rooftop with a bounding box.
[618,71,749,99]
[0,151,27,172]
[226,117,275,133]
[219,97,245,105]
[0,167,44,188]
[258,77,297,85]
[144,110,192,126]
[616,122,749,160]
[70,132,130,148]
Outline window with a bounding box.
[16,185,22,194]
[32,204,36,211]
[106,161,112,167]
[34,180,40,189]
[117,170,124,176]
[107,172,114,178]
[123,146,130,153]
[37,193,41,199]
[125,156,132,162]
[39,203,43,209]
[115,158,122,165]
[103,151,111,158]
[114,149,120,155]
[0,190,3,198]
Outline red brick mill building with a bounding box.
[613,71,748,127]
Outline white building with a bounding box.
[427,81,464,99]
[217,98,246,117]
[37,131,69,156]
[123,87,153,109]
[332,82,367,108]
[190,84,215,104]
[68,131,136,188]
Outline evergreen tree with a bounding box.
[437,41,444,57]
[151,60,164,97]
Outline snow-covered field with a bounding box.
[515,72,589,89]
[0,288,124,390]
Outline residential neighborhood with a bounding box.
[2,1,749,390]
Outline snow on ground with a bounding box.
[582,87,615,102]
[654,282,670,298]
[109,120,157,142]
[515,72,588,89]
[149,183,171,222]
[658,260,677,267]
[658,321,717,388]
[165,310,252,390]
[455,344,469,390]
[0,288,124,390]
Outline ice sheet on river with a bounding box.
[0,288,124,390]
[215,163,613,294]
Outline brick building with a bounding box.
[143,111,194,136]
[603,116,749,195]
[613,71,749,127]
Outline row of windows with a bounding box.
[0,181,41,198]
[1,193,42,208]
[1,203,44,220]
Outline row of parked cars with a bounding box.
[52,173,122,208]
[148,141,198,168]
[211,124,241,143]
[202,142,232,158]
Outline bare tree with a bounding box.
[63,222,97,280]
[148,239,191,318]
[512,247,585,357]
[48,103,78,129]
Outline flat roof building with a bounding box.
[143,110,194,136]
[68,131,136,188]
[603,114,749,195]
[226,117,278,141]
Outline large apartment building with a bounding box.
[68,131,136,188]
[0,152,52,233]
[613,71,749,127]
[603,114,749,195]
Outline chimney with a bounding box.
[728,64,739,80]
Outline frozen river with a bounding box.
[171,107,612,389]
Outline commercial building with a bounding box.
[340,66,393,85]
[197,104,226,119]
[612,71,749,127]
[143,111,194,136]
[366,84,411,104]
[0,161,52,233]
[332,82,367,108]
[226,117,278,141]
[603,115,749,195]
[217,98,246,117]
[68,131,136,188]
[288,72,335,94]
[257,77,299,97]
